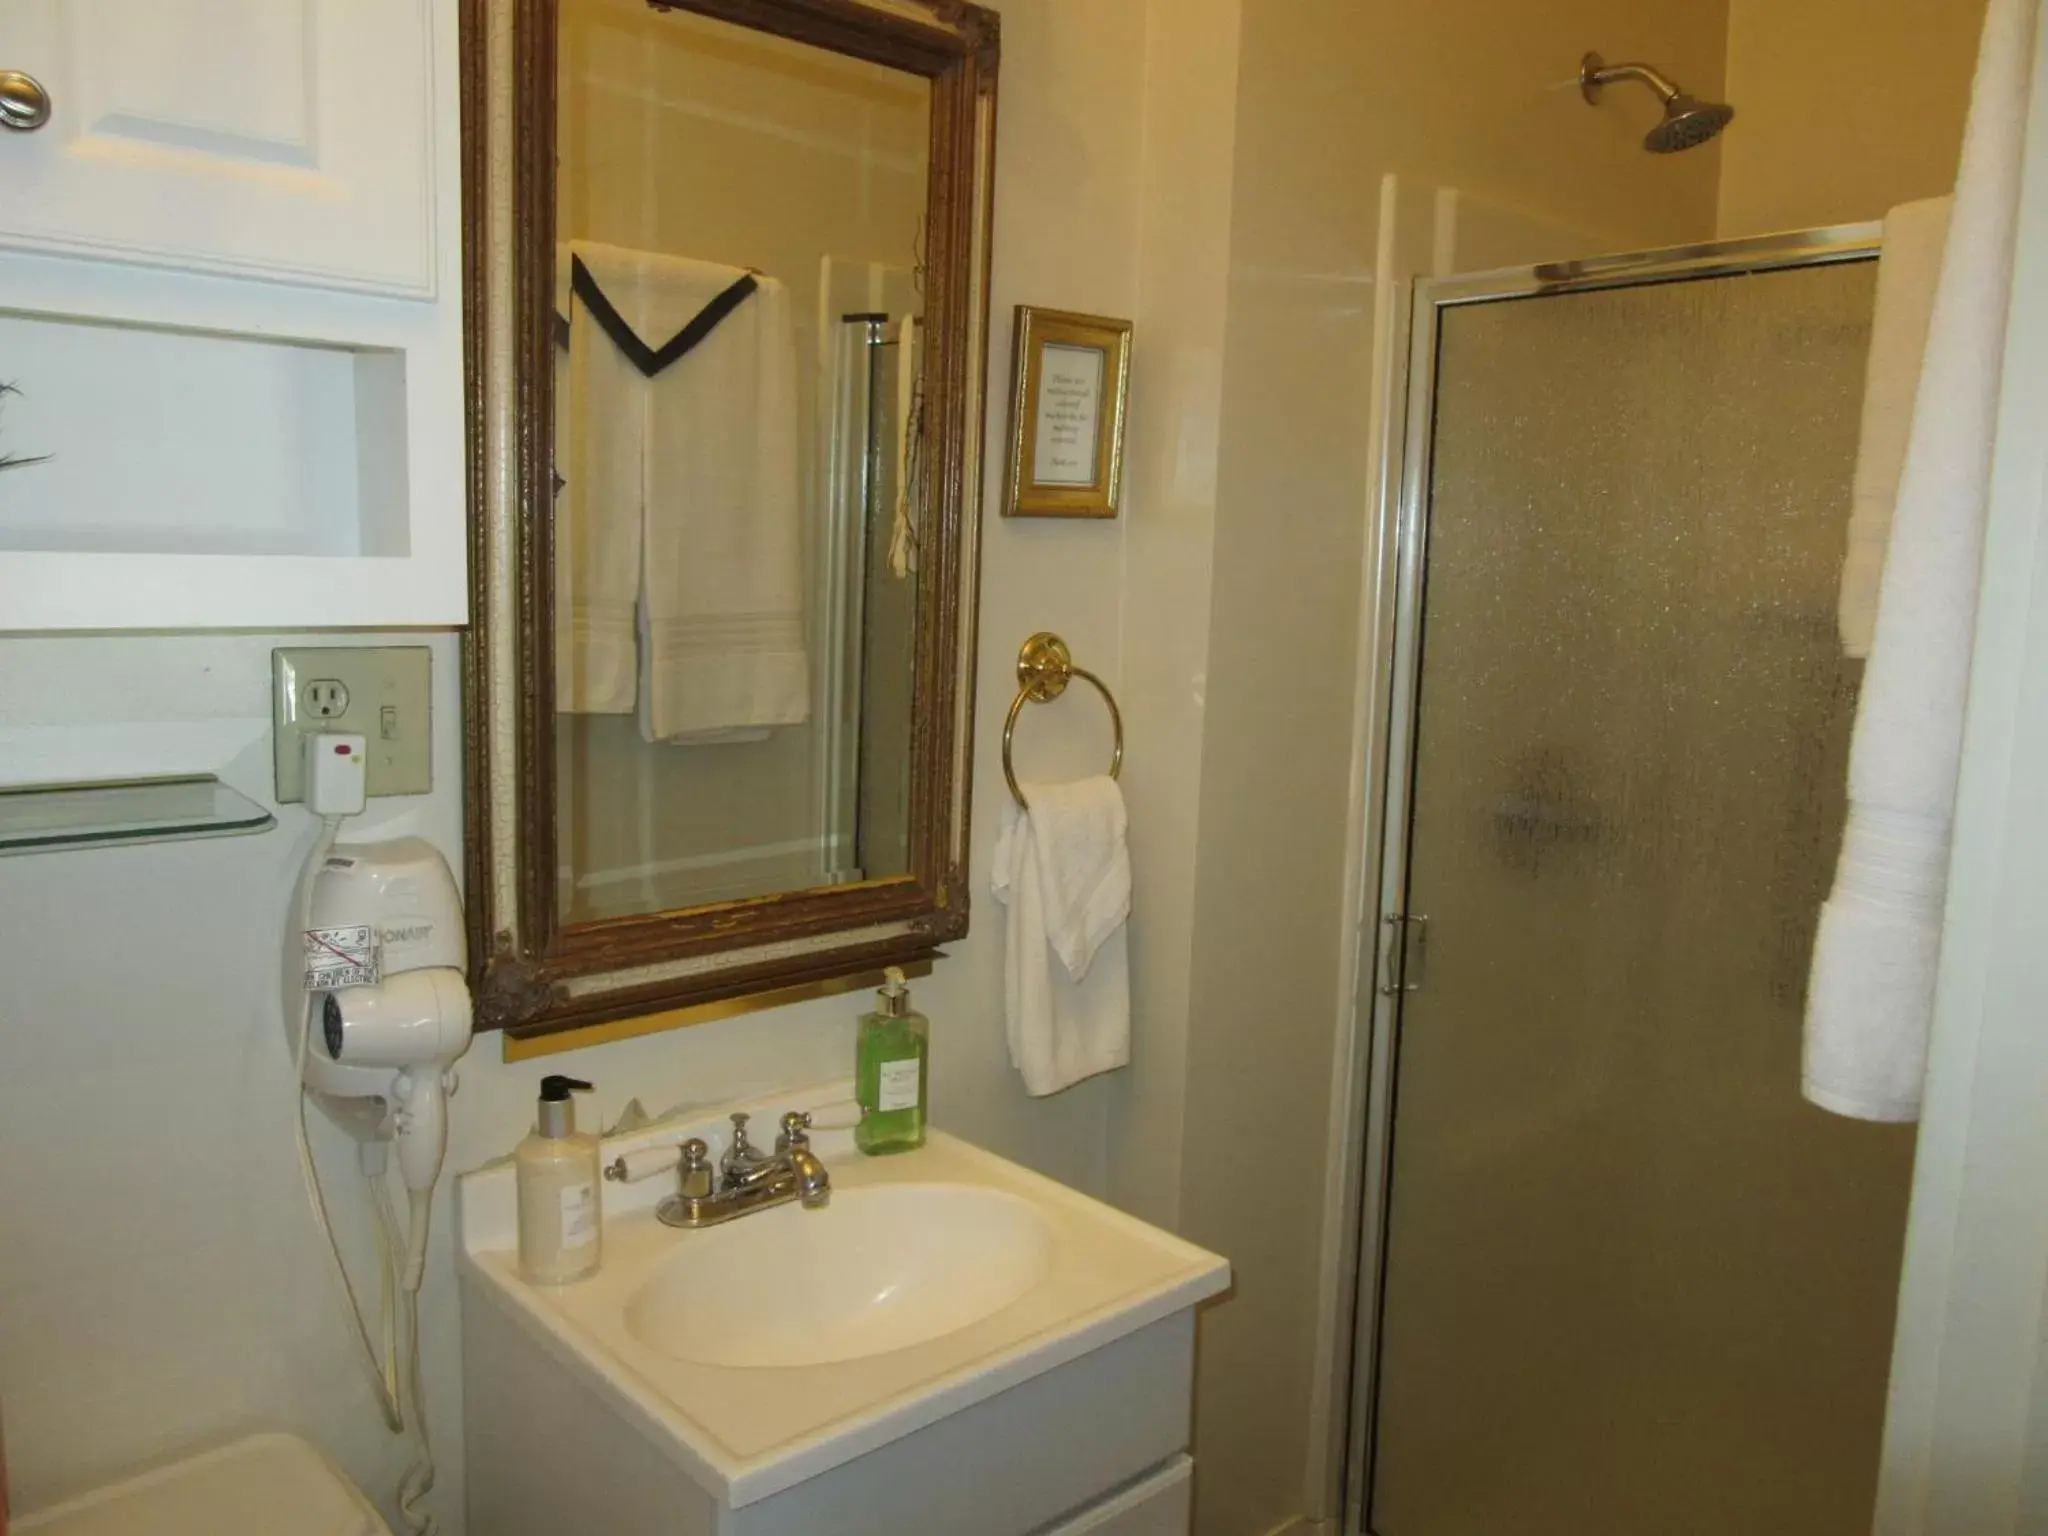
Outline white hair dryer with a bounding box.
[297,838,474,1196]
[287,741,464,1535]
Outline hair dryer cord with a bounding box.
[292,816,404,1433]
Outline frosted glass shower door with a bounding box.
[1365,257,1917,1535]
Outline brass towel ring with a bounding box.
[1001,633,1124,811]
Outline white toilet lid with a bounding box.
[16,1433,392,1536]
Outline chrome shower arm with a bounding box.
[1579,51,1734,153]
[1580,54,1683,106]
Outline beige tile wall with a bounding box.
[1718,0,1987,238]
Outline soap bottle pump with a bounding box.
[855,967,928,1155]
[516,1075,601,1284]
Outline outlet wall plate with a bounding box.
[272,647,433,804]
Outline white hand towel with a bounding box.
[554,246,642,714]
[1805,0,2037,1122]
[991,778,1132,1097]
[628,253,809,743]
[1838,195,1952,659]
[1021,776,1132,979]
[559,241,810,742]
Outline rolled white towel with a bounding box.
[1805,808,1950,1121]
[1838,195,1951,660]
[1804,0,2036,1121]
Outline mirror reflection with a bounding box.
[551,0,931,923]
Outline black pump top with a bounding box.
[536,1076,593,1139]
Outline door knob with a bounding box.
[0,71,51,132]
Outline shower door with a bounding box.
[818,303,918,886]
[1356,233,1917,1535]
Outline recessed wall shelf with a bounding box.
[0,775,275,857]
[0,312,411,559]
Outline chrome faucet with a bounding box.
[607,1110,831,1230]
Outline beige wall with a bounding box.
[1102,0,1241,1230]
[1718,0,1986,238]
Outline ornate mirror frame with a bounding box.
[463,0,1000,1042]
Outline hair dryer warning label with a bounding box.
[304,925,379,991]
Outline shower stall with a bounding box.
[1347,226,1917,1534]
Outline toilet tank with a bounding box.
[15,1434,391,1536]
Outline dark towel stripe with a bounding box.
[557,257,759,379]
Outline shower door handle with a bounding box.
[1379,914,1429,996]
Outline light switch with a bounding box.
[272,647,433,803]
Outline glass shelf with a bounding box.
[0,774,276,856]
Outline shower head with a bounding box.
[1580,52,1735,153]
[1645,94,1737,153]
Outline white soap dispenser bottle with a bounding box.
[516,1075,601,1284]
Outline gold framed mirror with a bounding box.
[463,0,999,1041]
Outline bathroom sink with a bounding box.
[624,1183,1054,1368]
[457,1087,1229,1510]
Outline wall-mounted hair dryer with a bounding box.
[286,738,467,1534]
[296,837,474,1195]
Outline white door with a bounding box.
[0,0,436,296]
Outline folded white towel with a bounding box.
[554,240,810,741]
[1806,808,1951,1120]
[630,252,809,742]
[1838,195,1952,660]
[555,247,642,714]
[1805,0,2036,1122]
[991,778,1132,1097]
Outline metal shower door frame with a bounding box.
[1336,220,1882,1536]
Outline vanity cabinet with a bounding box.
[0,0,467,631]
[458,1104,1229,1536]
[1041,1458,1193,1534]
[464,1301,1205,1536]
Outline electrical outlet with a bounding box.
[305,679,351,718]
[272,647,433,804]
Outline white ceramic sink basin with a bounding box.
[624,1183,1054,1368]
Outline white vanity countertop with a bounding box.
[457,1083,1230,1508]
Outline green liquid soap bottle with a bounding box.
[856,966,928,1154]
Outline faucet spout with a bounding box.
[789,1145,831,1208]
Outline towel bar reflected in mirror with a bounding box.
[1002,633,1124,810]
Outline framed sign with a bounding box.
[1003,306,1133,518]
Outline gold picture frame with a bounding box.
[1003,306,1133,518]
